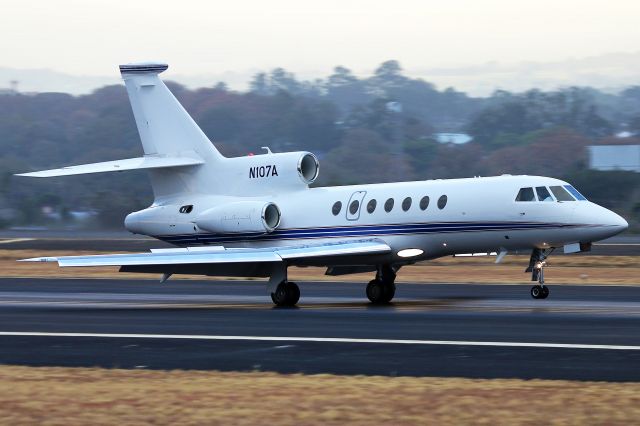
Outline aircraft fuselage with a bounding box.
[125,174,627,266]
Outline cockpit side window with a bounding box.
[515,187,536,202]
[549,186,575,201]
[564,185,587,201]
[536,186,554,202]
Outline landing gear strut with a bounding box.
[367,264,397,304]
[526,248,554,300]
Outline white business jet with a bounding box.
[17,63,628,306]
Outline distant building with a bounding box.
[433,133,473,145]
[588,145,640,172]
[615,131,634,139]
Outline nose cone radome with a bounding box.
[605,210,629,234]
[579,204,629,242]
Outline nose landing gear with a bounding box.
[530,284,549,299]
[526,248,554,300]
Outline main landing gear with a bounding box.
[268,266,300,307]
[271,281,300,307]
[526,248,554,300]
[366,265,397,305]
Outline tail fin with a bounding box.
[17,63,227,200]
[120,63,225,198]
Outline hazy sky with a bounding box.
[2,0,640,92]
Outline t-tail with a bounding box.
[120,63,225,198]
[16,62,320,199]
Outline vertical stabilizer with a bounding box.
[120,63,225,198]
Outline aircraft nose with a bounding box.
[602,209,628,236]
[608,210,628,231]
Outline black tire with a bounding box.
[271,282,289,306]
[287,282,300,305]
[540,286,550,299]
[367,279,393,304]
[271,282,299,307]
[383,282,396,303]
[530,285,542,299]
[366,279,384,304]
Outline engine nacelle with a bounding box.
[195,201,281,234]
[246,151,319,185]
[223,151,319,195]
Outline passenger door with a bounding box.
[346,191,367,221]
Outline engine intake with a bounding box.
[298,152,319,184]
[261,202,281,232]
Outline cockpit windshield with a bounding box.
[515,184,588,202]
[536,186,553,202]
[549,186,575,201]
[515,187,535,201]
[563,185,587,201]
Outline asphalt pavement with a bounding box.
[0,278,639,381]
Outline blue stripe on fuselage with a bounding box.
[154,221,580,246]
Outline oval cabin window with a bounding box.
[402,197,412,211]
[349,199,360,215]
[332,201,342,216]
[437,195,447,210]
[367,199,377,213]
[419,196,430,210]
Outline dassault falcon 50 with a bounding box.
[17,63,629,306]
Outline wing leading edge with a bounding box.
[20,238,391,267]
[15,153,204,178]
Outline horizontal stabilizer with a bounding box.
[15,153,204,178]
[19,239,391,267]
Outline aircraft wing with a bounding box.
[19,238,391,267]
[15,153,204,178]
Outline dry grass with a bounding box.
[0,250,638,285]
[0,366,638,425]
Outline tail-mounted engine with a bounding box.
[195,201,281,234]
[223,151,319,194]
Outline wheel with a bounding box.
[286,281,300,305]
[367,279,385,304]
[367,280,394,304]
[530,285,542,299]
[383,282,396,303]
[540,286,549,299]
[271,282,288,305]
[270,281,300,307]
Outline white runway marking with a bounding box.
[0,331,639,351]
[0,238,34,244]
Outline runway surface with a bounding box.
[1,278,639,381]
